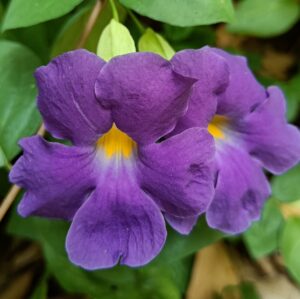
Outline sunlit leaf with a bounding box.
[97,19,136,61]
[138,28,175,60]
[119,0,234,27]
[0,40,41,168]
[228,0,300,37]
[2,0,84,31]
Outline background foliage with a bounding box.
[0,0,299,298]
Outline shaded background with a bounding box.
[0,0,300,298]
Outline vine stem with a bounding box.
[109,0,119,22]
[0,0,105,222]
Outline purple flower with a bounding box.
[10,49,217,269]
[170,47,300,234]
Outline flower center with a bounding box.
[207,115,228,140]
[97,124,136,159]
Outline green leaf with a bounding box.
[278,74,300,122]
[2,0,84,31]
[119,0,234,27]
[272,165,300,203]
[138,28,175,60]
[243,199,283,258]
[221,282,261,299]
[0,40,41,168]
[163,25,216,52]
[30,275,47,299]
[228,0,300,37]
[97,19,136,61]
[156,217,223,263]
[280,217,300,283]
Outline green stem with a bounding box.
[128,10,145,34]
[109,0,119,22]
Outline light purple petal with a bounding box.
[138,128,215,218]
[237,86,300,174]
[66,164,166,270]
[206,144,271,234]
[9,136,96,220]
[165,214,198,235]
[95,52,195,145]
[36,49,112,145]
[211,48,266,119]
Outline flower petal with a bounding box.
[66,167,166,270]
[237,86,300,174]
[138,128,215,218]
[165,214,198,235]
[9,136,96,219]
[210,48,266,118]
[95,52,195,145]
[36,49,112,145]
[206,144,271,234]
[169,47,229,134]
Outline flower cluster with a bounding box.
[10,47,300,270]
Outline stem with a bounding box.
[128,10,145,34]
[0,185,21,221]
[76,0,104,49]
[109,0,119,22]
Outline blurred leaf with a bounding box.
[243,199,283,258]
[239,282,261,299]
[138,28,175,59]
[278,74,300,122]
[272,165,300,203]
[30,275,47,299]
[2,0,83,31]
[167,256,193,293]
[4,23,50,62]
[0,40,41,168]
[163,25,216,51]
[119,0,234,27]
[156,217,223,264]
[0,3,4,22]
[280,217,300,283]
[220,282,261,299]
[228,0,300,37]
[97,19,135,61]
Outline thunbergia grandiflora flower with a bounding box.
[10,50,218,269]
[170,47,300,234]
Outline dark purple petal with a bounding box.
[66,165,166,269]
[138,128,215,218]
[95,52,195,145]
[237,86,300,174]
[36,49,112,145]
[211,48,266,119]
[169,47,229,135]
[206,144,271,234]
[9,136,96,220]
[165,214,198,235]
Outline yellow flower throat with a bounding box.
[97,115,227,159]
[97,125,136,159]
[207,115,228,140]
